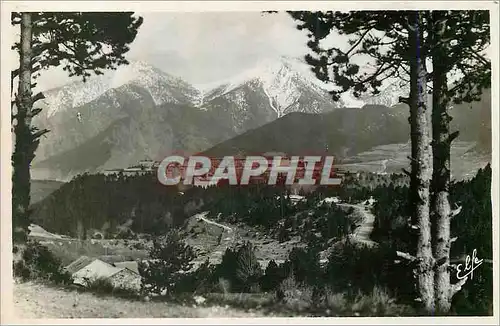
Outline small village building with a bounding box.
[103,169,122,176]
[108,267,141,292]
[64,256,94,275]
[66,257,141,292]
[138,160,156,170]
[114,261,140,274]
[122,167,148,176]
[71,258,120,287]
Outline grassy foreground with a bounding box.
[12,281,279,319]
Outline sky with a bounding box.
[23,12,314,91]
[10,11,492,92]
[128,12,311,85]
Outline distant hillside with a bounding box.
[34,83,157,163]
[201,90,491,180]
[203,105,408,158]
[30,180,65,204]
[450,88,491,153]
[32,103,236,180]
[30,173,186,237]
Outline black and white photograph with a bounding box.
[1,1,498,322]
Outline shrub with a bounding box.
[83,277,140,299]
[288,246,322,286]
[277,226,291,243]
[14,240,72,284]
[138,229,196,296]
[276,274,314,312]
[13,260,31,281]
[348,286,415,316]
[218,277,231,295]
[213,242,262,293]
[214,247,238,290]
[174,259,216,294]
[260,260,282,292]
[321,290,348,314]
[275,280,414,317]
[84,277,115,294]
[309,286,414,316]
[235,242,262,292]
[325,241,401,296]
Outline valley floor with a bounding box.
[12,282,276,319]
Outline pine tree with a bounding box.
[11,12,143,242]
[138,230,196,296]
[428,10,490,313]
[288,10,435,312]
[288,10,491,314]
[235,242,262,291]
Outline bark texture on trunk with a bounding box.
[411,12,435,313]
[431,13,454,314]
[12,13,33,243]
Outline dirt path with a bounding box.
[12,282,273,319]
[195,212,233,232]
[338,203,378,247]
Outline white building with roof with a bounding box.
[68,257,141,292]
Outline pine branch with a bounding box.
[396,251,417,262]
[407,156,418,163]
[345,28,373,57]
[32,91,45,104]
[449,277,467,297]
[447,131,460,144]
[31,128,50,141]
[464,48,489,66]
[29,108,43,118]
[450,205,462,218]
[399,96,410,105]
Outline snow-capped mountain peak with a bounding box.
[109,60,200,105]
[41,60,200,117]
[200,56,335,117]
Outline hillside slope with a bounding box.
[30,180,65,204]
[203,105,409,158]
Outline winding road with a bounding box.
[194,212,233,232]
[338,203,378,247]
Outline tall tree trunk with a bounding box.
[431,13,456,314]
[411,11,435,313]
[12,12,33,243]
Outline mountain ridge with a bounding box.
[31,58,491,181]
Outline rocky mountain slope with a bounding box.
[39,60,201,117]
[35,61,201,162]
[198,57,341,133]
[32,58,341,180]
